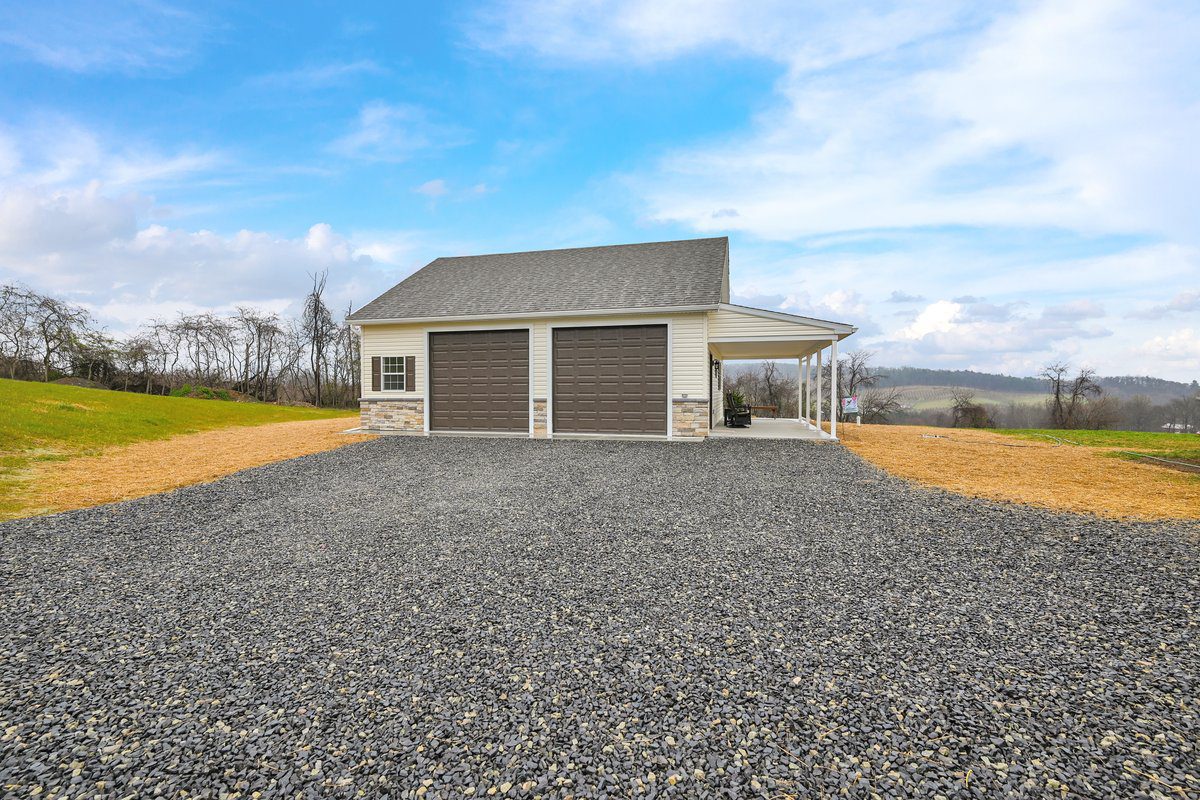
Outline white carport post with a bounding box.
[796,357,802,422]
[808,356,814,425]
[815,348,823,432]
[809,355,816,426]
[796,357,806,424]
[830,337,838,440]
[799,356,806,422]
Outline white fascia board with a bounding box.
[716,303,857,336]
[707,334,845,343]
[351,304,718,326]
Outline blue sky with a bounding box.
[1,0,1197,380]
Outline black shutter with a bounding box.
[371,356,381,392]
[405,355,416,391]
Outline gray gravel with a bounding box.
[1,437,1197,799]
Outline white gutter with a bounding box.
[349,304,720,325]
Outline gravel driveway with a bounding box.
[2,437,1197,798]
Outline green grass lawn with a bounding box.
[997,427,1200,465]
[0,378,355,517]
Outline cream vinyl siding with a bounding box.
[707,307,832,339]
[358,311,709,400]
[668,313,706,399]
[360,324,426,396]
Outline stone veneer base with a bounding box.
[532,398,548,439]
[360,397,712,439]
[671,399,710,439]
[360,397,425,433]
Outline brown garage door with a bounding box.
[430,329,529,432]
[552,324,667,435]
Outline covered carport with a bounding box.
[705,304,856,441]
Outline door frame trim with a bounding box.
[547,319,673,439]
[424,325,534,435]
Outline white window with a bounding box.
[382,356,406,391]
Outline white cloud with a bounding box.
[415,179,450,198]
[413,179,495,201]
[348,230,428,267]
[247,59,385,90]
[468,0,1197,379]
[2,213,377,316]
[0,183,140,256]
[1045,299,1106,321]
[880,297,1114,366]
[897,300,962,340]
[0,1,204,74]
[1138,329,1200,368]
[783,289,869,322]
[482,1,1199,245]
[3,115,222,190]
[329,102,469,163]
[469,0,963,69]
[1129,290,1200,319]
[0,132,19,177]
[0,125,441,335]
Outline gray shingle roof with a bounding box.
[348,237,729,321]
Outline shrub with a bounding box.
[169,384,233,401]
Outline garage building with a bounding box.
[349,237,855,440]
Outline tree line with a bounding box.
[724,353,1199,432]
[910,362,1198,432]
[874,365,1195,403]
[0,274,360,407]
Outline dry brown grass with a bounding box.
[17,418,375,518]
[837,423,1200,521]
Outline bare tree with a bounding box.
[815,349,883,420]
[722,362,798,418]
[1118,395,1159,432]
[839,351,878,407]
[759,361,782,417]
[1163,393,1199,433]
[1042,361,1105,429]
[303,270,335,407]
[859,387,903,423]
[950,388,992,428]
[117,334,161,393]
[1080,393,1120,430]
[233,307,285,401]
[0,284,38,379]
[1,280,363,408]
[68,329,118,384]
[31,294,92,381]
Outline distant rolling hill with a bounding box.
[872,367,1194,404]
[724,363,1196,408]
[887,385,1045,411]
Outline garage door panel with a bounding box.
[552,324,668,435]
[430,329,529,432]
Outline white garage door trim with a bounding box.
[546,318,674,439]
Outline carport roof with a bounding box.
[348,237,729,322]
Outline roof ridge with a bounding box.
[429,236,728,263]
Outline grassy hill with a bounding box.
[891,385,1045,411]
[874,367,1194,402]
[0,378,355,518]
